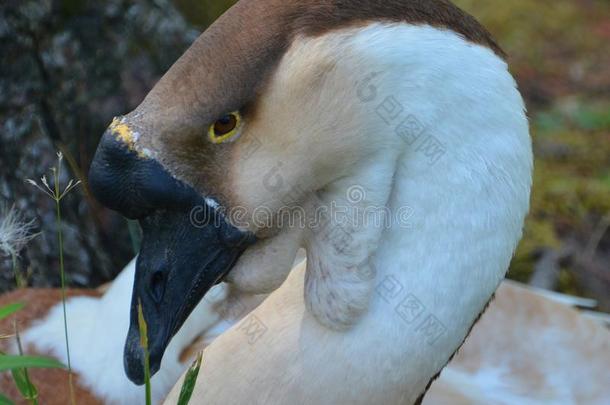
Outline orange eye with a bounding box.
[208,112,241,143]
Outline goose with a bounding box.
[0,258,228,404]
[88,0,533,402]
[171,266,610,404]
[425,280,610,404]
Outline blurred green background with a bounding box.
[0,1,609,309]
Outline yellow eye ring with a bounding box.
[208,112,242,144]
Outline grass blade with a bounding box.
[0,303,24,321]
[0,393,15,405]
[11,367,38,402]
[177,352,203,405]
[0,355,65,372]
[137,301,152,405]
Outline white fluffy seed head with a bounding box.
[0,204,38,258]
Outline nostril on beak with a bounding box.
[150,270,166,304]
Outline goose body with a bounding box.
[0,259,226,404]
[87,0,532,403]
[426,281,610,404]
[178,272,610,404]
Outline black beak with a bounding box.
[89,129,255,385]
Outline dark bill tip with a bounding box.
[122,209,252,384]
[123,327,162,386]
[89,121,256,385]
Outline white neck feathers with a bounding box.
[166,23,532,405]
[291,23,531,401]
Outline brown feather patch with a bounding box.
[125,0,504,213]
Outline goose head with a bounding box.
[89,0,531,386]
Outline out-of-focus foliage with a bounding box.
[456,0,610,104]
[0,0,200,289]
[173,0,237,29]
[455,0,610,308]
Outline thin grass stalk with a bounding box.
[10,252,20,289]
[53,165,75,405]
[25,152,81,405]
[144,346,151,405]
[55,198,75,405]
[11,252,28,289]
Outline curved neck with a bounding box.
[300,23,532,366]
[169,23,533,405]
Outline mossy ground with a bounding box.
[455,0,610,303]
